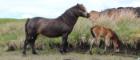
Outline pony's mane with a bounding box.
[58,5,78,18]
[57,4,80,26]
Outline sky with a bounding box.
[0,0,140,18]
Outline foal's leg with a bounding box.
[104,37,110,52]
[113,40,120,52]
[89,38,95,54]
[95,37,101,48]
[60,33,68,53]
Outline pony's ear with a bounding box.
[77,3,80,6]
[76,3,83,7]
[76,3,82,6]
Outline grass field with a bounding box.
[0,17,140,60]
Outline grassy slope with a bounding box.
[0,17,140,52]
[0,19,25,46]
[92,16,140,42]
[0,17,140,59]
[0,17,92,45]
[0,17,140,44]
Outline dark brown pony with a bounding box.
[22,4,89,55]
[89,25,122,53]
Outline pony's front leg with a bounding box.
[60,33,69,53]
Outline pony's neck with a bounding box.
[58,10,78,28]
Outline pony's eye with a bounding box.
[81,8,86,12]
[81,7,86,12]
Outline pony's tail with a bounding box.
[25,18,30,35]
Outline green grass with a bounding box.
[69,17,92,43]
[0,17,93,52]
[0,17,140,54]
[115,18,140,40]
[0,18,23,24]
[0,19,25,46]
[92,16,140,42]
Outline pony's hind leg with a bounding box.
[23,35,30,55]
[30,34,38,54]
[22,33,38,55]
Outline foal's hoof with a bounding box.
[102,51,106,54]
[114,49,120,53]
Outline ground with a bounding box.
[0,51,138,60]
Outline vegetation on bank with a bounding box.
[0,16,140,55]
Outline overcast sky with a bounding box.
[0,0,140,18]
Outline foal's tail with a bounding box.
[90,27,95,38]
[25,18,30,35]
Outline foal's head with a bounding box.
[72,4,89,18]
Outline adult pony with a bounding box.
[22,4,89,55]
[89,25,121,53]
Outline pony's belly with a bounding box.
[41,32,62,37]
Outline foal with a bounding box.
[89,25,121,53]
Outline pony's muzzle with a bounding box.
[87,13,90,18]
[83,12,89,18]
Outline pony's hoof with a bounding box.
[22,51,26,55]
[60,49,63,53]
[60,49,67,54]
[60,50,64,54]
[32,51,38,55]
[60,51,65,54]
[89,51,93,55]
